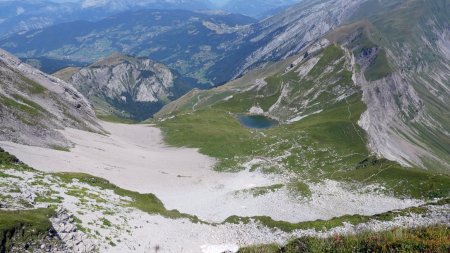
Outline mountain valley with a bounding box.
[0,0,449,252]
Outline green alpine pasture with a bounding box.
[158,44,450,200]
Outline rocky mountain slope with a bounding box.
[1,135,448,253]
[55,53,199,120]
[157,0,449,183]
[0,48,103,148]
[207,0,366,84]
[347,0,450,169]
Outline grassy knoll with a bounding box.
[239,226,450,253]
[0,208,56,252]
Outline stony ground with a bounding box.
[1,163,449,253]
[1,122,449,252]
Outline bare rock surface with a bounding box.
[0,48,103,148]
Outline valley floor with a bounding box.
[0,122,448,252]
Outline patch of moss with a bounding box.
[101,218,112,227]
[21,76,46,94]
[243,184,284,197]
[288,182,312,198]
[51,145,71,152]
[364,49,392,81]
[34,195,63,204]
[0,96,40,116]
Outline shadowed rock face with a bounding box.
[0,48,103,148]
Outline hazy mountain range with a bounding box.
[0,0,302,38]
[0,0,357,86]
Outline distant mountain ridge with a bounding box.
[0,9,255,84]
[0,0,215,38]
[0,0,363,85]
[222,0,301,18]
[80,0,213,10]
[0,0,306,40]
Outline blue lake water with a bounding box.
[237,115,278,129]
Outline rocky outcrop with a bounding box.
[63,53,194,120]
[0,48,103,148]
[51,209,96,253]
[72,53,174,104]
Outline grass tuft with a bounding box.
[239,226,450,253]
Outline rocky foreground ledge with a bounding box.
[0,147,449,253]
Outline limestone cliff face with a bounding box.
[72,54,174,103]
[64,53,190,120]
[0,48,103,148]
[353,1,450,169]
